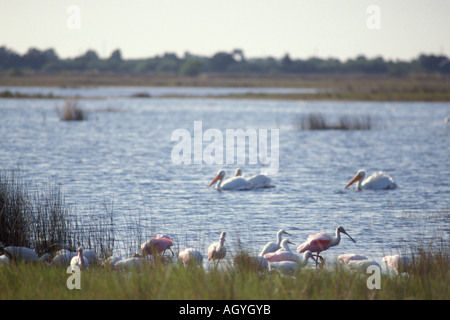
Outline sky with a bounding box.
[1,0,449,61]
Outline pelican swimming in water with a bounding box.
[235,168,274,189]
[345,169,397,190]
[208,170,253,191]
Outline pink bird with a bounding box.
[263,238,300,263]
[141,234,174,257]
[297,226,356,266]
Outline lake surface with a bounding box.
[1,88,449,268]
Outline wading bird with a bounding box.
[268,250,314,275]
[382,254,412,273]
[178,248,203,266]
[4,246,51,263]
[263,238,299,263]
[297,226,356,266]
[259,229,292,257]
[337,253,368,265]
[70,247,89,269]
[208,232,227,268]
[208,170,253,191]
[345,169,397,190]
[235,168,274,189]
[141,234,174,257]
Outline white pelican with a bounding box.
[268,251,314,275]
[259,229,292,257]
[208,170,253,191]
[70,247,89,269]
[235,168,274,189]
[345,169,397,190]
[178,248,203,266]
[207,232,226,268]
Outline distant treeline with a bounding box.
[1,46,450,76]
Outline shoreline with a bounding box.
[1,72,450,101]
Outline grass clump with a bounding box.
[57,99,86,121]
[298,112,373,130]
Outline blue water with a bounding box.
[1,91,449,266]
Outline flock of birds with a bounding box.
[0,227,410,276]
[207,168,397,191]
[0,168,401,275]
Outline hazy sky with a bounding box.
[1,0,449,60]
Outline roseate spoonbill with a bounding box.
[141,234,174,257]
[4,246,51,263]
[268,251,314,275]
[178,248,203,266]
[70,247,89,269]
[263,239,300,263]
[259,229,292,257]
[337,253,368,265]
[345,169,397,190]
[382,254,412,273]
[235,168,274,189]
[208,170,253,191]
[297,226,356,266]
[208,232,226,268]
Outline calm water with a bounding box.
[1,89,449,266]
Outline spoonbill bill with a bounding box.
[208,232,227,268]
[235,168,274,188]
[345,169,397,190]
[259,229,292,257]
[141,234,174,257]
[208,170,253,191]
[337,253,368,265]
[297,226,356,266]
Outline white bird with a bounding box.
[259,229,292,257]
[382,254,412,273]
[347,259,381,272]
[268,250,314,274]
[345,169,397,190]
[208,170,253,191]
[4,246,51,263]
[102,255,123,268]
[337,253,368,265]
[178,248,203,266]
[235,168,274,189]
[70,247,89,269]
[113,257,147,270]
[208,232,227,268]
[0,255,9,266]
[52,250,77,267]
[82,249,96,264]
[263,238,300,263]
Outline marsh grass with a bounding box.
[0,242,448,300]
[298,113,373,130]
